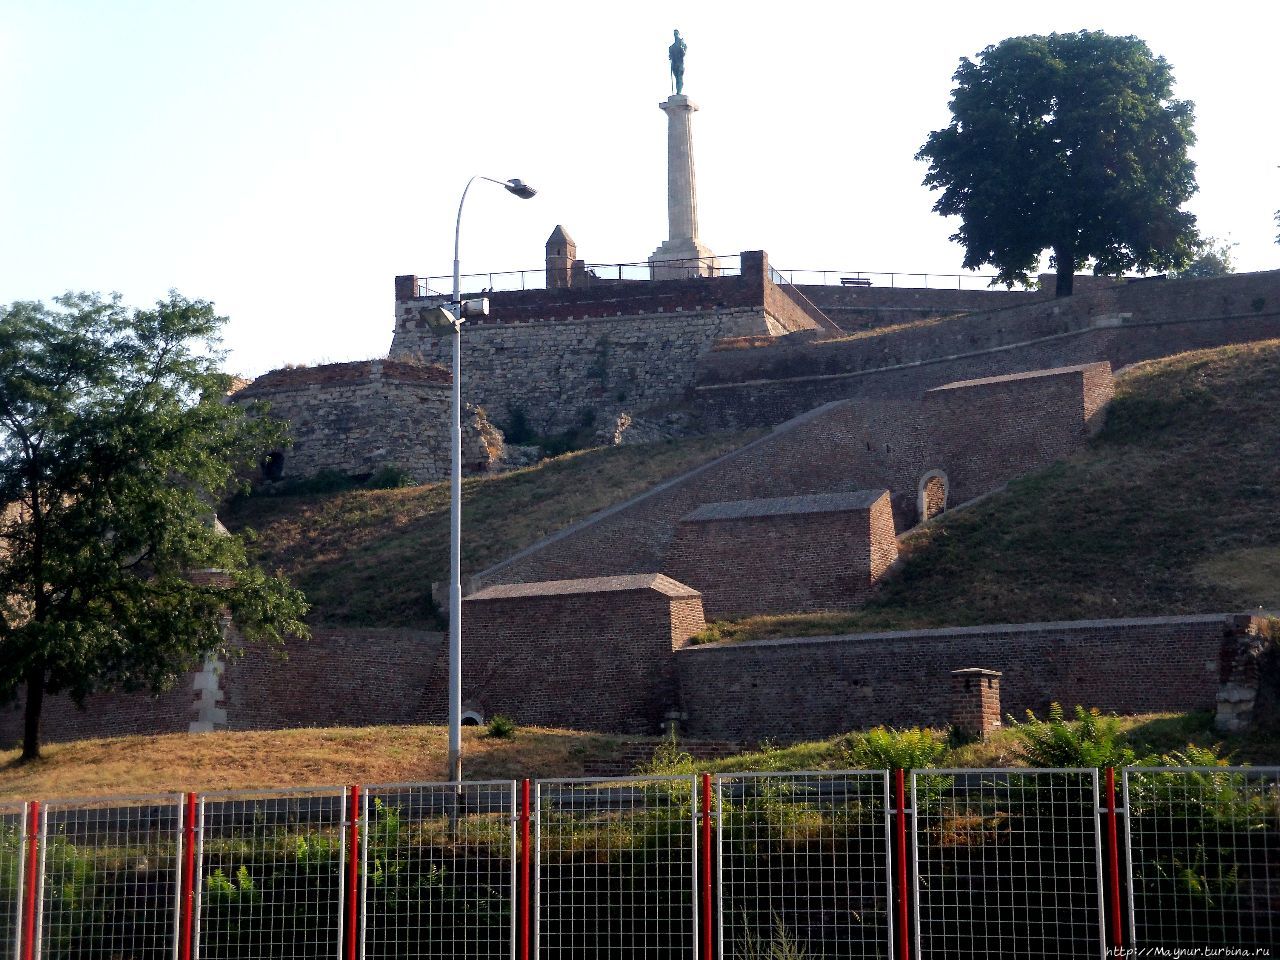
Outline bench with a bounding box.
[840,277,872,287]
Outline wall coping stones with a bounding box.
[682,489,889,522]
[466,572,702,601]
[680,612,1242,652]
[238,359,451,396]
[927,362,1111,393]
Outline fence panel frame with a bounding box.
[1122,765,1280,950]
[910,767,1106,960]
[358,779,518,960]
[35,792,185,960]
[533,774,699,960]
[712,768,894,960]
[193,785,348,960]
[0,801,26,960]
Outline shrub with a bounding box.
[841,726,947,770]
[364,466,415,490]
[1009,703,1137,768]
[486,715,516,738]
[639,731,696,775]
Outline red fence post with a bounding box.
[700,773,713,960]
[520,779,531,960]
[894,770,910,960]
[21,800,39,960]
[179,792,197,960]
[1105,768,1124,953]
[346,785,360,960]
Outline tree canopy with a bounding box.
[0,292,309,759]
[917,30,1200,296]
[1169,236,1236,279]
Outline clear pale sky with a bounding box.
[2,0,1277,376]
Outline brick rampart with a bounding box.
[676,614,1252,743]
[474,364,1110,589]
[235,360,498,483]
[454,574,706,733]
[663,490,899,618]
[796,284,1050,331]
[0,627,445,748]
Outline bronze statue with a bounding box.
[669,29,686,95]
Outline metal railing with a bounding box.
[410,260,1014,297]
[3,766,1276,958]
[770,269,1009,291]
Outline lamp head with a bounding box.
[421,304,461,334]
[504,178,537,199]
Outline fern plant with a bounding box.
[1008,704,1137,769]
[841,726,947,771]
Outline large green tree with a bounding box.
[0,292,308,760]
[917,30,1200,296]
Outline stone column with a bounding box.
[951,668,1003,741]
[650,95,716,280]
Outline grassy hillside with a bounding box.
[2,710,1272,801]
[702,340,1280,644]
[223,431,755,627]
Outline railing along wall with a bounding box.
[2,766,1276,959]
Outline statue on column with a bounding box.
[669,29,686,95]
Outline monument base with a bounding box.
[649,237,718,280]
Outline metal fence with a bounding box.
[3,767,1278,959]
[1,803,25,960]
[195,787,347,960]
[1123,766,1279,949]
[535,776,697,960]
[360,781,516,960]
[715,771,891,959]
[912,769,1105,960]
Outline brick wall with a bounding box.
[0,627,445,748]
[474,364,1110,589]
[796,284,1050,332]
[676,614,1252,743]
[663,490,899,619]
[451,574,705,733]
[235,360,498,483]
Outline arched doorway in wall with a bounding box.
[917,470,949,524]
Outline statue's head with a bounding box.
[674,29,681,39]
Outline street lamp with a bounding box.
[436,175,536,787]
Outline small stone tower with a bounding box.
[546,225,577,290]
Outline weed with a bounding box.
[1008,703,1137,769]
[486,715,516,739]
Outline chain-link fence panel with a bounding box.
[535,776,697,960]
[360,781,516,959]
[38,795,182,960]
[912,769,1105,960]
[194,788,346,960]
[1,803,25,960]
[715,771,892,960]
[1123,766,1279,948]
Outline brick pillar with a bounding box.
[394,275,419,301]
[951,668,1002,741]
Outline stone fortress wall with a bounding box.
[232,359,501,485]
[388,250,825,436]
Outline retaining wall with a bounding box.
[676,614,1252,743]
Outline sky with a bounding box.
[2,0,1278,377]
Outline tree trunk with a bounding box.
[1053,244,1075,297]
[21,664,45,762]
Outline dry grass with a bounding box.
[0,725,647,801]
[223,431,756,627]
[698,340,1280,644]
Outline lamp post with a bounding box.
[429,175,536,787]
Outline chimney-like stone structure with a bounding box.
[951,668,1003,741]
[649,94,716,280]
[546,225,577,290]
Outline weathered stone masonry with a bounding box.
[234,359,499,484]
[389,251,824,435]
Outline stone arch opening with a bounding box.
[917,469,949,524]
[460,710,484,727]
